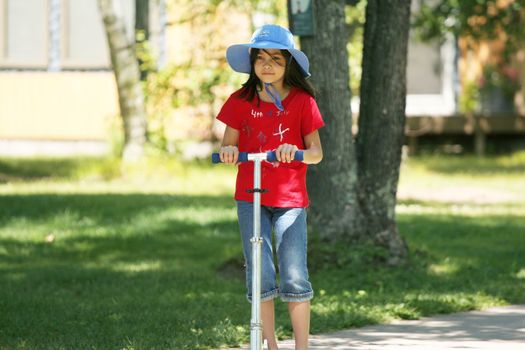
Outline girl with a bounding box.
[217,24,324,350]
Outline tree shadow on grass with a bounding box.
[309,212,525,335]
[0,193,234,220]
[0,193,250,350]
[0,157,118,183]
[0,158,79,180]
[1,194,524,348]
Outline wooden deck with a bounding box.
[405,114,525,136]
[404,114,525,154]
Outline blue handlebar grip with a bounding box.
[294,150,304,162]
[238,152,249,163]
[266,150,304,162]
[266,152,277,162]
[212,151,304,163]
[211,153,221,163]
[211,152,250,163]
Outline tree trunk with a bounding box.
[300,0,358,241]
[98,0,147,161]
[356,0,411,265]
[135,0,149,81]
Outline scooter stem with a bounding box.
[249,153,266,350]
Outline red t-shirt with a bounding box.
[216,87,325,207]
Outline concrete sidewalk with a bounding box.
[232,305,525,349]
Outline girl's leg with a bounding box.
[262,300,279,350]
[272,207,313,349]
[288,301,310,350]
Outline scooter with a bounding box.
[212,150,304,350]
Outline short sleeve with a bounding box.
[301,96,325,136]
[216,93,242,130]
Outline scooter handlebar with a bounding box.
[211,150,304,164]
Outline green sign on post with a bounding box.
[288,0,315,36]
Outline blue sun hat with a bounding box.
[226,24,311,78]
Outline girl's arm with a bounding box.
[302,130,323,164]
[219,126,240,164]
[275,130,323,164]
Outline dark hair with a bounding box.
[238,48,316,104]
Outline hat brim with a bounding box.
[226,41,311,78]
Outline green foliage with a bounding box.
[406,2,524,115]
[135,29,156,76]
[346,0,367,97]
[479,63,521,100]
[143,63,187,150]
[413,0,525,54]
[138,0,289,151]
[137,53,235,151]
[135,0,328,152]
[459,80,480,113]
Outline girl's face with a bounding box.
[253,49,287,86]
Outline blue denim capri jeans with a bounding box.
[237,200,314,303]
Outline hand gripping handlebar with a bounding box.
[211,150,304,163]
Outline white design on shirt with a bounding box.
[251,109,263,118]
[273,123,290,142]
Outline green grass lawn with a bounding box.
[0,152,524,349]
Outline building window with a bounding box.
[0,0,135,70]
[61,0,110,69]
[1,0,48,68]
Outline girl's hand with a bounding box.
[276,143,298,163]
[220,145,239,164]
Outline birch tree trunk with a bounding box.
[300,0,358,241]
[356,0,411,264]
[98,0,147,161]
